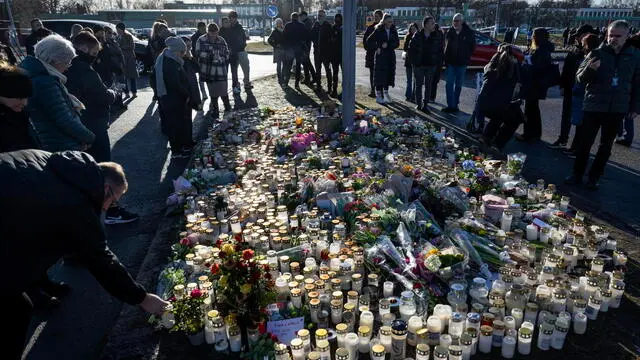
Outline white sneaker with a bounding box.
[376,91,386,104]
[384,90,392,103]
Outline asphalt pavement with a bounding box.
[22,50,640,359]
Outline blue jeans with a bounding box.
[445,65,467,109]
[405,66,413,99]
[617,113,634,142]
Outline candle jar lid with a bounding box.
[449,345,463,356]
[519,327,532,339]
[460,333,473,346]
[379,325,392,336]
[611,280,625,291]
[348,290,359,299]
[291,338,304,350]
[434,345,448,359]
[492,320,505,331]
[416,328,428,339]
[372,344,386,357]
[332,291,343,300]
[525,302,538,312]
[391,319,408,335]
[316,340,329,352]
[336,323,348,334]
[274,343,288,355]
[416,343,430,356]
[310,299,321,308]
[331,299,343,310]
[344,302,356,312]
[465,327,478,338]
[480,325,493,336]
[298,328,310,339]
[358,326,371,337]
[206,310,219,320]
[315,329,328,339]
[589,295,602,305]
[336,348,350,360]
[307,351,321,360]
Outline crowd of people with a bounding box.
[1,10,640,359]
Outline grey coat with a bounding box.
[118,31,139,79]
[576,43,640,114]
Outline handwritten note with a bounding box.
[266,317,305,345]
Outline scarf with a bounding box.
[154,49,185,98]
[42,59,85,114]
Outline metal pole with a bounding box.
[342,0,356,128]
[493,0,501,39]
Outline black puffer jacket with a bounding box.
[559,45,585,92]
[363,23,377,68]
[409,28,445,67]
[444,23,476,66]
[0,150,147,304]
[577,43,640,114]
[0,105,39,152]
[220,23,247,54]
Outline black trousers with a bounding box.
[5,292,32,359]
[523,98,542,139]
[484,105,524,149]
[559,89,573,143]
[431,65,442,101]
[573,111,625,181]
[368,67,374,93]
[314,51,323,83]
[330,60,341,92]
[302,46,317,82]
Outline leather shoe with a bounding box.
[615,139,632,147]
[586,179,600,190]
[564,175,583,185]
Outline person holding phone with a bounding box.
[565,20,640,190]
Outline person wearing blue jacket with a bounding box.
[19,34,96,152]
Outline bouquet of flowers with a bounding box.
[170,288,207,334]
[212,242,277,319]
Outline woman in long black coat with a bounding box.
[366,13,400,104]
[517,27,554,142]
[403,23,419,102]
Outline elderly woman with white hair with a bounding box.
[19,34,95,152]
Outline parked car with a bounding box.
[248,28,264,36]
[174,27,196,37]
[40,19,150,75]
[441,26,524,66]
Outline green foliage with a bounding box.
[242,333,276,360]
[170,293,206,334]
[171,243,191,261]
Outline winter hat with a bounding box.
[0,63,32,98]
[165,36,186,53]
[576,24,595,38]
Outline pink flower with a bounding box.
[190,289,203,298]
[179,238,190,246]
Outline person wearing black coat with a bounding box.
[366,14,400,104]
[443,14,476,112]
[363,10,384,97]
[300,11,319,86]
[0,62,38,153]
[430,23,445,102]
[328,14,343,98]
[549,25,596,149]
[409,16,444,113]
[283,13,308,89]
[268,19,286,85]
[477,45,523,151]
[66,32,117,163]
[403,23,419,102]
[150,37,193,158]
[25,19,51,56]
[310,17,323,88]
[0,149,168,360]
[516,27,555,142]
[317,10,335,92]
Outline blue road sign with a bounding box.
[267,5,278,18]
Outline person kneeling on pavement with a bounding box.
[0,149,168,360]
[151,36,195,159]
[477,44,524,152]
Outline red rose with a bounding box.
[190,289,202,298]
[215,239,223,248]
[413,283,423,290]
[242,249,255,260]
[210,263,220,274]
[218,251,227,259]
[179,238,190,246]
[264,272,272,280]
[169,296,177,302]
[252,272,261,281]
[271,334,279,342]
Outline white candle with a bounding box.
[501,335,516,358]
[540,227,550,243]
[517,327,532,355]
[360,311,375,329]
[501,211,513,232]
[478,326,493,353]
[406,316,423,347]
[383,281,394,298]
[379,326,392,352]
[526,224,538,241]
[573,312,588,334]
[345,333,359,360]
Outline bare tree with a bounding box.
[134,0,165,9]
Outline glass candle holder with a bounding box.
[415,344,429,360]
[501,335,516,359]
[335,323,348,348]
[517,327,532,355]
[390,320,407,360]
[383,281,394,298]
[345,332,359,360]
[478,325,493,354]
